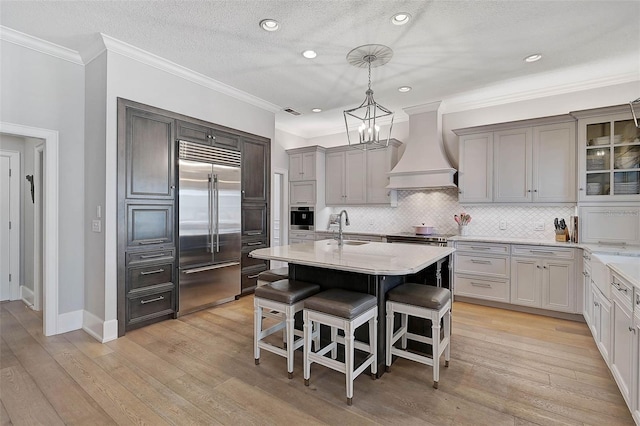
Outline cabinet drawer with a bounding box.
[126,249,175,266]
[611,273,634,310]
[128,263,174,291]
[242,204,268,237]
[241,265,268,293]
[456,242,509,255]
[290,231,316,241]
[455,275,510,302]
[242,248,269,270]
[634,293,640,322]
[512,245,575,259]
[455,254,509,278]
[127,288,175,324]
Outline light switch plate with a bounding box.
[499,220,507,230]
[92,219,102,233]
[534,221,545,231]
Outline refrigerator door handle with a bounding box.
[214,174,220,253]
[207,174,213,253]
[182,262,240,274]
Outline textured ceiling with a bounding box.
[1,0,639,137]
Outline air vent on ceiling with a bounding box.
[284,107,302,116]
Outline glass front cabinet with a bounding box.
[574,105,640,202]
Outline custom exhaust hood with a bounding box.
[387,101,457,189]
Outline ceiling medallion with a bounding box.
[343,44,395,151]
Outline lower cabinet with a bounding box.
[633,308,640,424]
[241,265,268,295]
[290,230,316,244]
[126,284,175,329]
[453,242,510,302]
[511,257,575,312]
[592,283,612,363]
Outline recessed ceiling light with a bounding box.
[391,12,411,25]
[311,108,322,113]
[524,53,542,63]
[302,50,317,59]
[259,19,280,32]
[398,86,412,93]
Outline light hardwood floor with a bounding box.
[0,297,634,425]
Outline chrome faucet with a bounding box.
[337,209,350,246]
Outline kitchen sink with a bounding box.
[326,240,369,246]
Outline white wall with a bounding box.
[84,51,108,319]
[0,40,85,315]
[99,48,276,328]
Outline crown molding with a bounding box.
[403,101,442,115]
[100,34,281,114]
[441,70,639,114]
[0,25,83,65]
[81,35,107,65]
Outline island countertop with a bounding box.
[249,240,455,276]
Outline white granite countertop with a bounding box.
[250,240,455,276]
[609,262,640,289]
[448,235,581,247]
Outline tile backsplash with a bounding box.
[327,188,575,240]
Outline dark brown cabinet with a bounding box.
[118,98,270,334]
[242,137,269,203]
[177,119,240,149]
[125,109,175,199]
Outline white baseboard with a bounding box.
[57,309,83,334]
[82,310,118,343]
[20,285,34,307]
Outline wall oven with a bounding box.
[290,207,314,230]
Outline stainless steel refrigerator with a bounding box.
[177,141,241,315]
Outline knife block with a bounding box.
[555,229,569,242]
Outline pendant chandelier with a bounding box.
[343,44,394,150]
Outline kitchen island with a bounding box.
[249,240,455,374]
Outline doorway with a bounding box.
[0,122,59,336]
[0,150,20,301]
[271,168,288,269]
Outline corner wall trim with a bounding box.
[20,285,34,307]
[57,309,83,334]
[83,311,118,343]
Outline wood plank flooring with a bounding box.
[0,298,634,425]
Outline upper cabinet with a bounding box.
[241,136,270,204]
[176,119,240,150]
[286,146,326,206]
[455,116,576,204]
[289,150,318,181]
[325,140,401,206]
[571,105,640,202]
[125,108,175,200]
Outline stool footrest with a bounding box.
[390,346,434,367]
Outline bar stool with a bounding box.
[256,266,289,287]
[385,283,451,389]
[303,289,378,406]
[254,279,320,378]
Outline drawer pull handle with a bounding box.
[140,253,166,259]
[247,231,262,236]
[140,295,164,304]
[140,269,165,275]
[139,239,166,245]
[247,242,263,246]
[629,327,636,334]
[613,283,628,293]
[530,250,555,255]
[471,282,492,288]
[248,274,261,279]
[470,259,491,264]
[469,246,491,250]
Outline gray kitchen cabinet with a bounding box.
[325,149,366,205]
[610,272,634,407]
[633,296,640,425]
[366,140,401,204]
[290,181,316,205]
[457,132,493,203]
[289,149,318,181]
[125,201,174,249]
[571,104,640,202]
[455,116,576,204]
[592,281,612,363]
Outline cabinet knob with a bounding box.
[527,190,532,193]
[536,265,541,269]
[533,190,538,193]
[207,134,214,139]
[458,191,462,194]
[630,327,636,334]
[579,188,584,191]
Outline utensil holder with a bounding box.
[459,225,469,236]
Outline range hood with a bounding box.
[387,101,457,189]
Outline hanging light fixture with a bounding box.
[343,44,394,150]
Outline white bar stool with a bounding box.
[254,279,320,378]
[303,289,378,406]
[385,283,451,389]
[256,266,288,287]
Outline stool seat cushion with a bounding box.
[304,289,376,319]
[255,279,320,305]
[257,267,289,283]
[387,284,451,310]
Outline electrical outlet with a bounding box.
[92,219,102,233]
[499,220,507,230]
[534,221,545,231]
